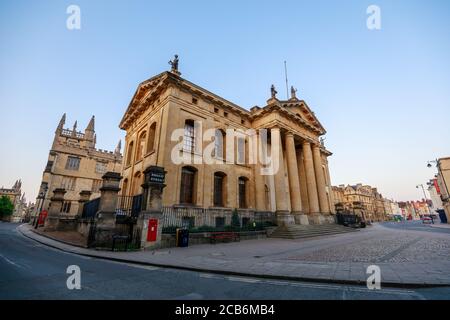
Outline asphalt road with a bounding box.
[381,220,450,234]
[0,222,449,300]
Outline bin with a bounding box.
[176,228,189,247]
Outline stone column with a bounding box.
[312,145,330,215]
[44,188,66,231]
[96,172,122,228]
[253,131,266,211]
[302,141,321,224]
[297,149,310,214]
[285,133,308,225]
[138,166,167,250]
[92,172,122,247]
[77,190,92,216]
[272,128,294,226]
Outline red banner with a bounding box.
[434,179,441,194]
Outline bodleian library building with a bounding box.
[119,61,335,226]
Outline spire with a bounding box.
[56,113,66,133]
[115,140,122,155]
[71,121,77,137]
[86,115,95,132]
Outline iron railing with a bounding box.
[161,207,277,233]
[116,194,143,223]
[82,197,100,219]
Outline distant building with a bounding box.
[332,184,394,222]
[0,179,27,222]
[33,114,123,217]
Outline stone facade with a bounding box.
[332,184,392,222]
[436,157,450,222]
[33,114,123,217]
[119,69,335,226]
[0,179,27,222]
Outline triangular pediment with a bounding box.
[120,72,171,129]
[281,100,326,133]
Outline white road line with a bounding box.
[0,253,25,269]
[226,276,261,283]
[198,273,420,297]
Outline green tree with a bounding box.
[0,196,14,220]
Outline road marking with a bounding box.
[121,263,160,271]
[226,276,261,283]
[198,272,421,297]
[0,253,25,269]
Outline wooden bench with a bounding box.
[209,232,240,244]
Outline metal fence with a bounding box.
[116,194,143,223]
[161,207,277,233]
[82,197,100,219]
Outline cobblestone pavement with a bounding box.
[19,222,450,287]
[285,232,450,263]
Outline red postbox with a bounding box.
[38,210,48,226]
[146,218,158,242]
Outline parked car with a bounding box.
[422,216,433,224]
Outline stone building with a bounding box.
[436,157,450,222]
[33,114,123,217]
[428,178,444,212]
[332,184,389,222]
[0,179,27,221]
[119,63,335,226]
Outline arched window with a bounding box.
[180,166,197,204]
[132,171,142,195]
[183,119,195,153]
[213,172,226,207]
[238,177,248,209]
[214,129,225,159]
[136,131,147,160]
[147,122,157,153]
[126,141,134,166]
[122,178,129,196]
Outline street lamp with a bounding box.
[416,184,430,218]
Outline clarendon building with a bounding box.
[119,68,335,226]
[33,114,123,217]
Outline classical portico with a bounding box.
[250,89,335,226]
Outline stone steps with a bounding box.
[269,224,359,239]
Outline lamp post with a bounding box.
[416,184,430,218]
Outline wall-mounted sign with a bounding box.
[144,166,166,185]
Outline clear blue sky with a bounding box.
[1,0,449,203]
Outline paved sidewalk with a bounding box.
[18,223,450,288]
[430,223,450,229]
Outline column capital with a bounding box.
[285,131,295,138]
